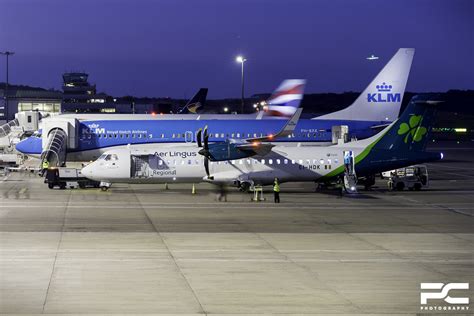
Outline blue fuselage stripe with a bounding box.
[71,118,385,153]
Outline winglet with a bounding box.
[247,108,302,142]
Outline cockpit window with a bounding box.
[99,153,107,160]
[104,154,118,161]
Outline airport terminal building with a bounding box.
[0,88,62,122]
[0,72,168,124]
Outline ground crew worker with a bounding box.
[39,160,50,177]
[42,160,49,170]
[273,178,280,203]
[216,183,227,202]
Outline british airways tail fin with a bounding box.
[178,88,208,114]
[264,79,306,117]
[316,48,415,122]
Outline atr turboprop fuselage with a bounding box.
[81,140,442,186]
[16,117,387,161]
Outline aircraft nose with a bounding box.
[81,163,95,179]
[15,137,42,155]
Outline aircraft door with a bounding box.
[185,131,193,143]
[343,150,357,193]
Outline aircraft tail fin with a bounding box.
[178,88,208,114]
[264,79,306,117]
[371,94,441,152]
[316,48,415,122]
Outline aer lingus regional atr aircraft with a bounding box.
[81,95,442,191]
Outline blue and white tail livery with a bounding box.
[316,48,415,122]
[265,79,306,117]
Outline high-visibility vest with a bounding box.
[273,182,280,192]
[42,161,49,169]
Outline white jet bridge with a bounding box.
[40,117,79,168]
[0,111,42,166]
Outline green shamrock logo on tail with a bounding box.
[397,115,427,143]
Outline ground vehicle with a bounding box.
[44,167,100,189]
[384,165,429,191]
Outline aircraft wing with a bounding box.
[234,143,275,156]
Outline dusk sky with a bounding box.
[1,0,473,98]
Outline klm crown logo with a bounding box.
[367,82,401,103]
[376,83,392,92]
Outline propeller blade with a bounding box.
[198,148,209,157]
[203,126,209,150]
[196,128,202,147]
[204,157,210,177]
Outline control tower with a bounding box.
[61,72,115,113]
[62,72,96,100]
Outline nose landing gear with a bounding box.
[99,181,111,191]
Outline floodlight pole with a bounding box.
[240,60,245,114]
[0,51,14,121]
[236,56,247,114]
